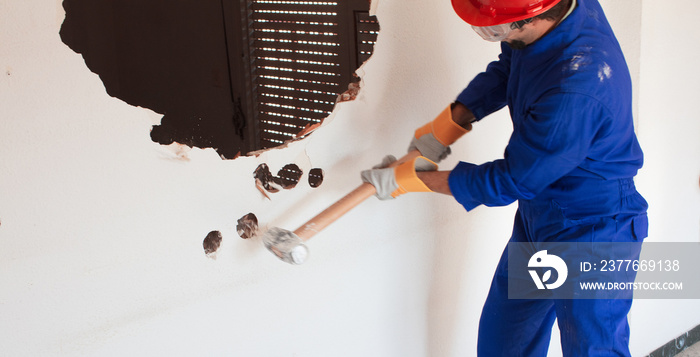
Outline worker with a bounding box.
[361,0,649,355]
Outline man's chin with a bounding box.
[504,40,527,50]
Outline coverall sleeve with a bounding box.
[448,92,608,211]
[455,43,512,120]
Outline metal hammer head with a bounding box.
[262,227,309,265]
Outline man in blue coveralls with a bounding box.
[361,0,649,355]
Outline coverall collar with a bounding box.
[518,0,585,60]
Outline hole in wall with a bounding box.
[275,164,303,189]
[253,163,312,198]
[203,230,223,259]
[308,168,324,188]
[254,163,324,197]
[59,0,380,158]
[236,213,259,239]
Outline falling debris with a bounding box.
[295,122,322,139]
[338,79,361,102]
[275,164,303,189]
[308,168,325,188]
[255,183,272,200]
[203,230,223,259]
[254,163,281,196]
[237,213,259,239]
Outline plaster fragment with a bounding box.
[308,168,325,188]
[255,182,272,200]
[254,164,280,194]
[338,79,361,102]
[236,213,259,239]
[295,123,322,139]
[203,230,223,259]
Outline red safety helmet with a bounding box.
[452,0,562,27]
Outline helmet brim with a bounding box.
[451,0,561,27]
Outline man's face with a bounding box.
[502,21,544,49]
[472,18,554,50]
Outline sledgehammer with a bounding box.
[262,150,421,264]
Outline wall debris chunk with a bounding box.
[254,164,279,194]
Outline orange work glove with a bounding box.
[408,104,471,163]
[360,155,438,200]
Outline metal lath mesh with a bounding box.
[251,0,342,148]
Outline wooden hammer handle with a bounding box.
[293,150,421,241]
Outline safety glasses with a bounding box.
[471,18,533,42]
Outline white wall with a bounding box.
[0,0,697,356]
[630,0,700,355]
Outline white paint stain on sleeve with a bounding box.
[568,53,591,72]
[598,63,613,82]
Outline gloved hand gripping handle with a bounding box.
[294,150,421,240]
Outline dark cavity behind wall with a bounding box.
[60,0,247,159]
[60,0,378,159]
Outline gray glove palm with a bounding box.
[408,134,451,163]
[360,155,398,201]
[361,155,437,200]
[409,104,471,163]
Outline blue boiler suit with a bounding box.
[447,0,649,355]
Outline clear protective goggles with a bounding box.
[471,18,533,42]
